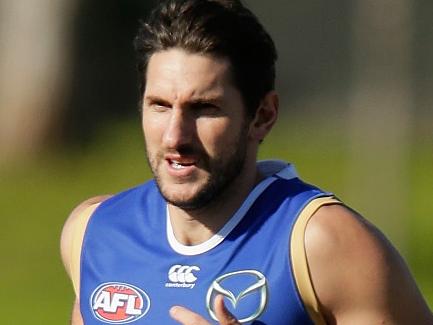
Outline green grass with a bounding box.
[0,117,431,324]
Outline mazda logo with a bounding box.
[206,270,267,323]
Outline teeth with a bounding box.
[172,161,185,169]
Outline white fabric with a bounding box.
[166,160,297,255]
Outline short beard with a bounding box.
[146,125,249,211]
[168,142,247,211]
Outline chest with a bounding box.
[80,226,311,325]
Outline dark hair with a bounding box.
[133,0,277,117]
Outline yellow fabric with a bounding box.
[290,196,342,325]
[70,203,100,297]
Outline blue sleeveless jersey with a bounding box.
[80,161,330,324]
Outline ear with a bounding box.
[248,91,279,142]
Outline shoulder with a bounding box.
[60,195,112,277]
[305,204,390,272]
[305,204,433,324]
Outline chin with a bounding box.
[160,183,202,206]
[162,183,218,210]
[164,194,206,210]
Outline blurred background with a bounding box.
[0,0,431,323]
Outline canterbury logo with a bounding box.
[165,265,200,289]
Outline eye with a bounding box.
[146,99,171,112]
[154,103,169,110]
[191,102,220,116]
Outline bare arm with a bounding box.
[305,204,433,325]
[71,300,84,325]
[60,195,112,325]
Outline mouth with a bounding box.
[169,159,196,169]
[165,155,199,175]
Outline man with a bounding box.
[61,0,433,324]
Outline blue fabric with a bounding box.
[80,167,329,324]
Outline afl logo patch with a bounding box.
[90,282,150,324]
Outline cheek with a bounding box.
[196,118,238,153]
[142,114,163,146]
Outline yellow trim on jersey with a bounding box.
[291,196,342,325]
[70,203,100,296]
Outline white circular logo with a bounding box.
[206,270,267,323]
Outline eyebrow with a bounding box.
[189,97,223,105]
[144,95,224,106]
[144,95,171,106]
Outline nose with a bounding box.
[162,107,194,149]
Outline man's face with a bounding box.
[142,48,251,210]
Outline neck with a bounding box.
[168,162,263,246]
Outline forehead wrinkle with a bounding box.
[177,85,225,106]
[147,73,227,106]
[145,49,235,105]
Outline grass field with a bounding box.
[0,117,431,324]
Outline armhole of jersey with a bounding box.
[70,203,101,297]
[290,196,342,325]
